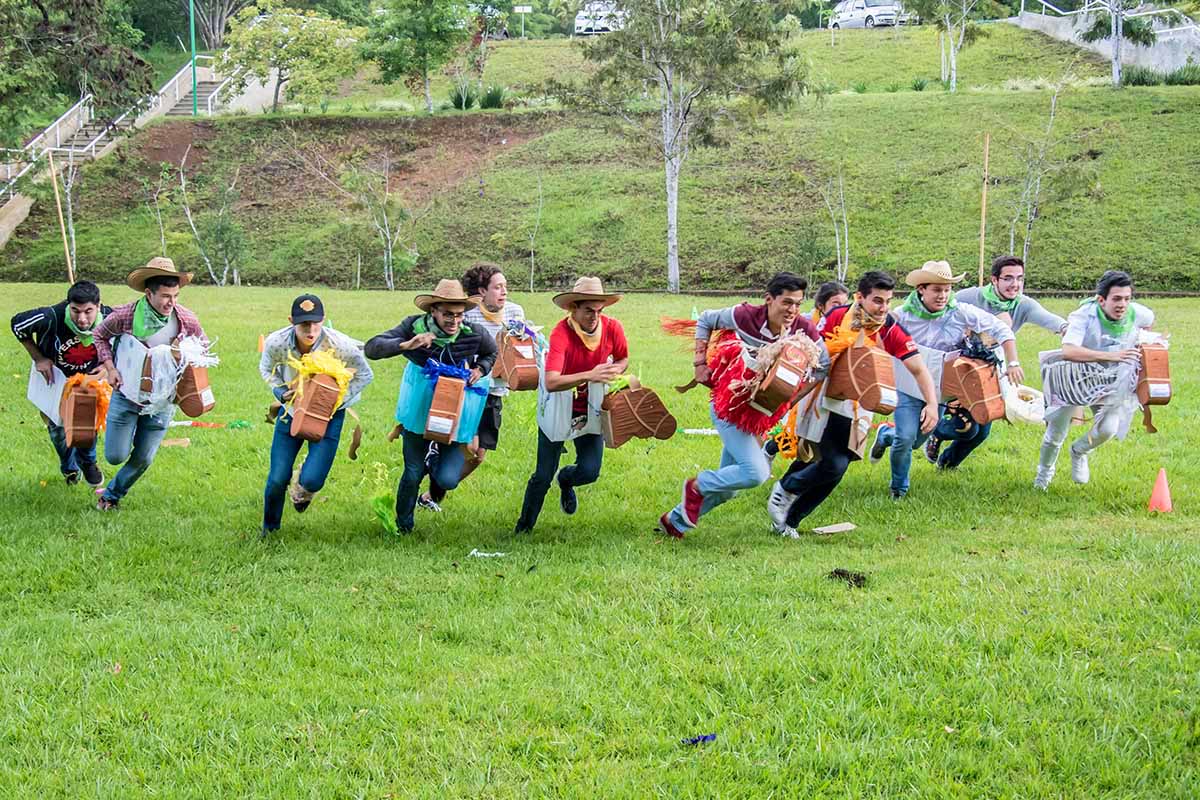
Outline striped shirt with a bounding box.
[464,301,527,396]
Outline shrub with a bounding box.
[1164,64,1200,85]
[449,84,477,110]
[886,82,902,93]
[911,77,928,91]
[480,85,506,109]
[1123,65,1164,86]
[852,81,868,94]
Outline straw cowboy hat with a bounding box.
[126,257,193,292]
[905,260,966,287]
[414,279,480,312]
[552,276,623,310]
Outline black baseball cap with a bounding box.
[290,294,325,323]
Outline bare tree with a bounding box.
[59,160,82,271]
[141,162,173,257]
[178,145,244,286]
[527,174,543,292]
[188,0,253,49]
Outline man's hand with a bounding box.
[404,332,436,351]
[1111,348,1141,365]
[466,437,484,462]
[88,365,106,378]
[106,365,122,389]
[589,363,624,384]
[468,367,483,385]
[1006,364,1025,386]
[694,363,712,386]
[34,357,54,385]
[919,405,938,435]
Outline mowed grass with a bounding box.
[0,283,1196,797]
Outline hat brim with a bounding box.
[552,292,623,310]
[127,267,193,292]
[905,269,966,287]
[414,294,481,313]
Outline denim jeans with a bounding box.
[46,419,98,476]
[396,429,467,532]
[668,404,771,531]
[779,413,853,527]
[263,408,346,531]
[101,391,172,502]
[516,430,605,531]
[877,393,991,494]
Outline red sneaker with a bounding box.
[681,477,703,527]
[658,512,685,539]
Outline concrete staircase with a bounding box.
[165,81,225,117]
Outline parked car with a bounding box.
[829,0,898,28]
[574,1,626,35]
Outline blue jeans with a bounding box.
[668,405,771,531]
[263,408,346,531]
[101,391,172,503]
[878,393,992,494]
[46,419,97,476]
[396,429,467,532]
[517,430,605,531]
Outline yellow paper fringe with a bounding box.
[286,349,354,411]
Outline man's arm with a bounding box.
[474,328,498,378]
[692,307,736,384]
[1062,343,1139,365]
[11,307,55,383]
[343,343,374,404]
[364,318,430,360]
[90,310,126,386]
[1020,296,1067,335]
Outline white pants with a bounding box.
[1039,404,1124,471]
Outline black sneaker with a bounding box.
[890,489,906,500]
[417,494,443,513]
[81,462,103,487]
[557,471,577,515]
[869,424,892,463]
[64,470,80,485]
[924,435,942,465]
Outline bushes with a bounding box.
[480,85,507,109]
[911,77,928,91]
[852,81,868,94]
[449,84,477,110]
[1165,64,1200,86]
[1123,65,1163,86]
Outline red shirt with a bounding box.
[545,316,630,414]
[818,305,918,360]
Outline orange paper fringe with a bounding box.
[63,373,112,432]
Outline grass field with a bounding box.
[1,283,1196,796]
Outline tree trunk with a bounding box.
[940,32,947,82]
[272,73,285,113]
[664,152,681,294]
[947,17,959,92]
[423,70,433,114]
[1111,6,1123,87]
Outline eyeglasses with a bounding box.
[436,310,466,320]
[997,275,1025,283]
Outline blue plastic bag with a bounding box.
[395,359,492,443]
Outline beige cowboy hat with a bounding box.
[552,276,623,310]
[905,260,966,287]
[126,257,193,292]
[414,278,480,312]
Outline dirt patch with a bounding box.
[135,120,219,172]
[827,568,869,588]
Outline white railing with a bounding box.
[207,65,245,116]
[157,54,216,115]
[1026,0,1198,32]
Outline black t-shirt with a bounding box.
[10,301,113,376]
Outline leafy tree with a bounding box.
[1079,0,1158,87]
[222,2,364,112]
[0,0,153,147]
[906,0,1005,92]
[552,0,808,293]
[363,0,472,114]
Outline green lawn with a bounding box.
[0,284,1196,796]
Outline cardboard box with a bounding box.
[60,382,99,449]
[942,356,1005,425]
[290,373,341,442]
[424,376,466,444]
[750,343,811,414]
[826,341,898,414]
[1137,343,1171,406]
[497,332,539,391]
[600,378,677,449]
[175,364,215,418]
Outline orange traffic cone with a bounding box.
[257,334,265,353]
[1148,468,1173,513]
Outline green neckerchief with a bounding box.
[132,297,170,339]
[981,283,1021,315]
[1081,298,1134,338]
[901,290,957,321]
[414,313,472,347]
[64,307,103,346]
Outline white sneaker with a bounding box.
[767,481,797,531]
[1033,465,1055,491]
[772,519,800,539]
[1069,448,1090,484]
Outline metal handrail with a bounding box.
[207,66,245,116]
[24,94,94,154]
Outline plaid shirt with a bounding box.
[464,301,527,396]
[93,301,207,365]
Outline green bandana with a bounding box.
[64,307,103,346]
[901,290,957,320]
[1082,298,1134,339]
[414,314,472,347]
[132,297,170,340]
[981,283,1020,315]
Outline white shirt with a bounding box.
[1062,301,1153,352]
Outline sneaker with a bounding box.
[289,482,315,513]
[890,488,906,500]
[417,493,443,513]
[259,527,275,541]
[64,470,80,485]
[766,481,797,532]
[869,424,892,463]
[924,435,942,465]
[96,497,119,511]
[513,522,533,535]
[681,478,703,527]
[772,519,800,539]
[657,512,685,539]
[1033,465,1054,491]
[1070,447,1090,484]
[762,439,778,468]
[557,471,577,515]
[80,462,103,488]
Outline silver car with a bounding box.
[829,0,898,28]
